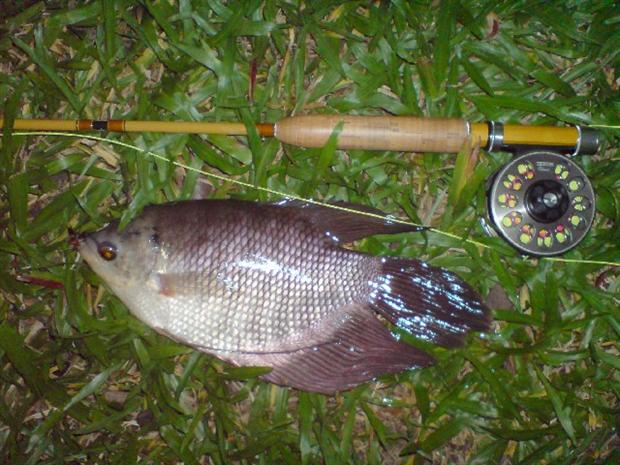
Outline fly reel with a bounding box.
[482,123,598,256]
[486,150,595,256]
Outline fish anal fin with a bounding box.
[274,199,424,243]
[219,305,434,394]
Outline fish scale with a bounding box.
[79,199,489,393]
[151,202,371,352]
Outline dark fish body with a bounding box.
[79,199,489,393]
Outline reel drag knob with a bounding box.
[487,151,595,256]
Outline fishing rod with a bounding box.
[1,115,599,154]
[1,115,600,257]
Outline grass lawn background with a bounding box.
[1,1,619,464]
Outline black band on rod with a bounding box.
[91,120,108,131]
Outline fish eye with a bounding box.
[97,242,118,261]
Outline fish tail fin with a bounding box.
[369,257,490,347]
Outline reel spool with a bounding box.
[486,151,595,256]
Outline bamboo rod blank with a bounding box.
[2,119,275,137]
[121,120,248,135]
[2,118,80,131]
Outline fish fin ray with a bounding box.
[369,257,490,347]
[273,199,424,242]
[219,306,434,394]
[151,271,230,297]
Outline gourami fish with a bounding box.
[79,199,489,394]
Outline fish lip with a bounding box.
[76,233,97,258]
[68,228,88,251]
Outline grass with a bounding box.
[1,0,619,463]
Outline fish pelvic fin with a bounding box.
[218,305,434,394]
[274,199,424,243]
[369,257,490,348]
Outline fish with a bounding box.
[78,199,489,394]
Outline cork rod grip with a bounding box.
[275,115,470,152]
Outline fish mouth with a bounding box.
[68,228,88,251]
[74,232,98,262]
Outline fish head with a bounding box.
[78,213,162,292]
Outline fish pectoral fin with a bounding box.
[220,305,434,394]
[149,271,231,297]
[273,199,424,243]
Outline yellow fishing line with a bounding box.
[588,124,620,129]
[10,130,620,268]
[543,257,620,267]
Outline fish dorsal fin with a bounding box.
[274,199,424,243]
[218,305,434,394]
